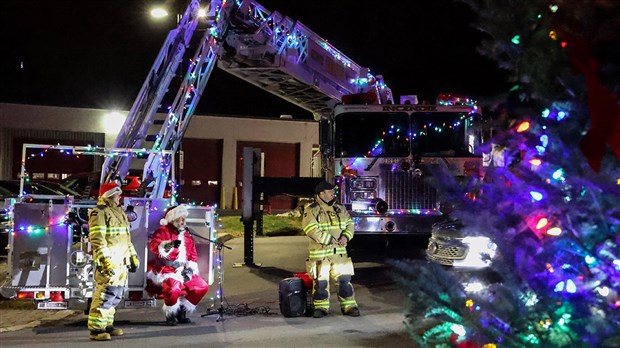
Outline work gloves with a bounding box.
[99,257,115,277]
[164,240,182,252]
[181,268,193,282]
[129,254,139,273]
[169,261,182,268]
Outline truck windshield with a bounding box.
[411,112,473,156]
[335,112,410,157]
[334,111,474,158]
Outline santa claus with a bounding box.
[146,205,209,325]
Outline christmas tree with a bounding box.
[390,1,620,347]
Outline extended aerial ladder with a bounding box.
[1,0,398,305]
[101,0,393,197]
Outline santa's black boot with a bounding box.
[176,306,191,324]
[166,313,178,326]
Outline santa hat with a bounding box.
[100,182,122,198]
[160,205,189,226]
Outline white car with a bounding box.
[426,220,497,268]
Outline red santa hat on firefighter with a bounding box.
[100,182,122,198]
[160,205,189,226]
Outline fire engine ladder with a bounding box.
[217,0,393,119]
[101,0,205,187]
[140,0,239,198]
[100,0,237,198]
[103,0,392,199]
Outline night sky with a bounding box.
[1,0,510,120]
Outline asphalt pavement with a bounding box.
[0,235,416,347]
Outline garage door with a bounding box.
[179,138,223,206]
[236,141,300,210]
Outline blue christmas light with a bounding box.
[557,111,567,121]
[552,168,564,180]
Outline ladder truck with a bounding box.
[1,0,393,309]
[100,0,488,261]
[3,0,486,308]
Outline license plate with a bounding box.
[124,299,156,308]
[37,301,68,310]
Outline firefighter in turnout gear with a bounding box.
[87,182,139,341]
[303,181,360,318]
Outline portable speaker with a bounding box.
[279,277,306,317]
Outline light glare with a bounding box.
[151,8,168,18]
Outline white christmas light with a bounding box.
[596,286,610,297]
[450,324,466,336]
[463,282,484,292]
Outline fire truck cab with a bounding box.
[322,94,483,236]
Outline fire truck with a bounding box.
[1,0,484,308]
[324,95,482,237]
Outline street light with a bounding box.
[102,111,125,134]
[150,7,168,18]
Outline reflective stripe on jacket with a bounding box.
[302,196,354,260]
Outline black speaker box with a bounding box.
[279,277,306,317]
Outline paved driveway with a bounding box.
[0,236,414,347]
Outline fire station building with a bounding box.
[0,103,320,209]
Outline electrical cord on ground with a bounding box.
[205,297,279,317]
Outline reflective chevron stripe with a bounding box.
[340,299,357,310]
[314,299,329,310]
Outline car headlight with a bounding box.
[453,236,496,268]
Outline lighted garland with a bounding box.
[367,124,409,156]
[12,212,73,237]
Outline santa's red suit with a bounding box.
[146,206,208,323]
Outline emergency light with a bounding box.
[436,93,476,107]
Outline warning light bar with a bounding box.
[436,93,476,107]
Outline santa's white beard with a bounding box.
[173,221,186,231]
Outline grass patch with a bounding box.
[216,214,303,238]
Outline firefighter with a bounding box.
[303,181,360,318]
[87,182,139,341]
[146,205,209,326]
